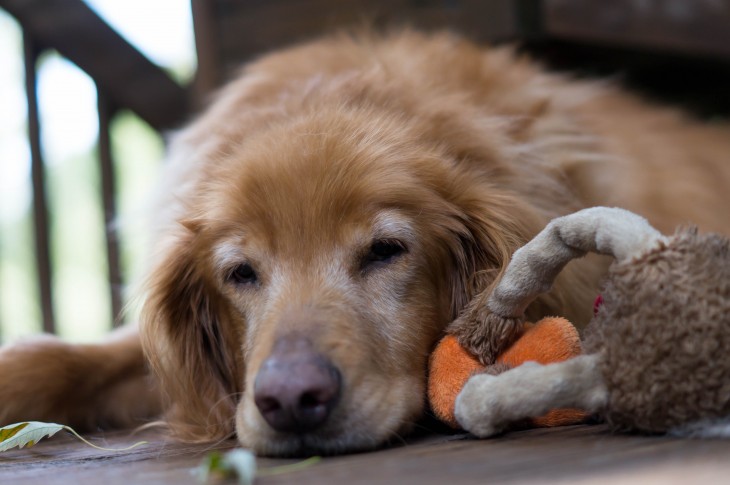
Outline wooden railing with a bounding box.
[2,0,729,336]
[1,0,190,333]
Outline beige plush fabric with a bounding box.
[584,227,730,433]
[486,207,666,320]
[456,355,607,437]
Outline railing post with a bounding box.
[191,0,221,108]
[23,30,55,334]
[96,88,123,326]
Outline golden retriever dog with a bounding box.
[1,31,729,456]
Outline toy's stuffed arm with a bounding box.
[488,207,667,318]
[455,354,608,437]
[449,208,665,365]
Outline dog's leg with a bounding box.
[0,325,161,430]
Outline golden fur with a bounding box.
[1,31,728,456]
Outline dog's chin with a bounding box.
[237,424,414,457]
[235,376,424,457]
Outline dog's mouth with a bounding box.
[247,422,392,457]
[239,407,419,457]
[237,353,424,456]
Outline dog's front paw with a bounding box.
[0,335,78,426]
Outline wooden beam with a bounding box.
[213,0,524,80]
[97,89,123,327]
[543,0,730,60]
[2,0,190,130]
[23,31,55,334]
[190,0,222,106]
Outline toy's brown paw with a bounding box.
[447,309,523,366]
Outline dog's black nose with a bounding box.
[254,337,341,433]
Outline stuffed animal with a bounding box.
[444,207,730,438]
[428,317,586,428]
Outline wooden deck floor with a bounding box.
[3,424,730,484]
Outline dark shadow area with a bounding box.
[522,39,730,120]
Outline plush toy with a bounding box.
[428,317,586,428]
[442,207,730,438]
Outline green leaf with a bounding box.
[197,449,257,485]
[0,421,148,452]
[197,449,321,485]
[0,422,64,452]
[258,455,321,476]
[223,449,257,484]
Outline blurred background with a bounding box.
[0,0,195,342]
[1,0,729,343]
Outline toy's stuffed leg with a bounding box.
[455,354,608,437]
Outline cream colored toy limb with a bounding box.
[455,355,606,437]
[485,206,666,319]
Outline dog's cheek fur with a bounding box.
[140,227,243,442]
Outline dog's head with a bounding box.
[140,91,551,455]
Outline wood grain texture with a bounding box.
[3,425,730,484]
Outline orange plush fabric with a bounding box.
[428,317,586,429]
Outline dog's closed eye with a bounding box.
[227,263,258,285]
[362,239,407,270]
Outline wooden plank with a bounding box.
[212,0,521,83]
[257,426,730,484]
[1,0,190,130]
[543,0,730,59]
[191,0,223,105]
[4,425,730,484]
[23,31,55,334]
[0,428,238,485]
[96,89,123,326]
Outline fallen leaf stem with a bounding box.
[61,426,147,452]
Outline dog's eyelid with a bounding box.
[226,262,258,286]
[212,237,254,275]
[371,210,415,238]
[372,238,407,252]
[361,238,408,271]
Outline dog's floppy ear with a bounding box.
[443,189,581,366]
[140,223,241,442]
